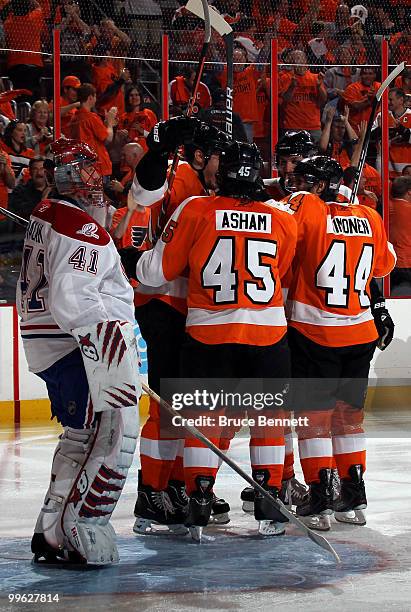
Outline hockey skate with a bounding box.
[296,468,334,531]
[253,470,288,536]
[334,464,367,526]
[185,475,215,542]
[241,475,308,513]
[209,494,230,525]
[133,472,188,535]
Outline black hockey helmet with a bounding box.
[292,155,343,201]
[275,130,317,163]
[184,122,229,164]
[217,141,263,197]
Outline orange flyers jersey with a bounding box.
[282,191,396,347]
[131,161,206,314]
[137,195,298,346]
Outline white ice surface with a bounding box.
[1,412,411,611]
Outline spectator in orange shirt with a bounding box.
[92,56,132,119]
[389,176,411,294]
[341,67,380,133]
[169,66,212,116]
[3,0,46,99]
[279,49,327,142]
[48,75,81,137]
[117,86,158,153]
[25,100,53,156]
[394,68,411,98]
[59,0,92,83]
[319,105,359,169]
[69,83,117,180]
[1,120,35,184]
[0,146,15,221]
[107,142,144,207]
[218,46,259,143]
[390,12,411,66]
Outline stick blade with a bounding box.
[186,0,233,35]
[376,61,405,101]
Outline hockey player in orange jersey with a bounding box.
[282,156,396,530]
[136,141,298,540]
[121,117,231,534]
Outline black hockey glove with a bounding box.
[146,116,202,154]
[370,295,394,351]
[118,247,143,281]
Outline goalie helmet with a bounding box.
[275,130,317,164]
[217,141,263,197]
[290,156,343,201]
[50,138,104,209]
[184,122,229,164]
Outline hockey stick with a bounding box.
[0,206,28,228]
[350,61,405,203]
[155,2,233,239]
[155,0,211,239]
[141,381,340,563]
[186,0,234,139]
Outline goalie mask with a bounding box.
[287,156,343,201]
[50,138,104,211]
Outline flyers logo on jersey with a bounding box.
[326,215,372,237]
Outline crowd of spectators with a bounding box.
[0,0,410,298]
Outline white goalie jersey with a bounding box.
[16,198,135,373]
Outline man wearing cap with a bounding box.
[48,76,81,137]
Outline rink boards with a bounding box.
[0,300,410,425]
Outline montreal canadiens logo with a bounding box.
[76,222,99,239]
[78,333,99,361]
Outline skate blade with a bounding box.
[335,509,366,526]
[258,520,286,536]
[242,501,254,514]
[299,514,331,531]
[133,517,188,536]
[209,512,230,525]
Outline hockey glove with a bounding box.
[118,247,143,281]
[146,116,202,154]
[371,297,394,351]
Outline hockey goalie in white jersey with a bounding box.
[16,138,141,566]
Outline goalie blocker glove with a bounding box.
[370,280,394,351]
[146,116,202,154]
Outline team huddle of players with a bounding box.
[17,116,395,563]
[127,117,395,541]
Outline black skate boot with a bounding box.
[296,468,334,531]
[210,494,230,524]
[241,486,255,513]
[166,479,189,516]
[334,464,367,526]
[253,469,288,536]
[133,471,188,535]
[280,475,309,509]
[184,475,215,541]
